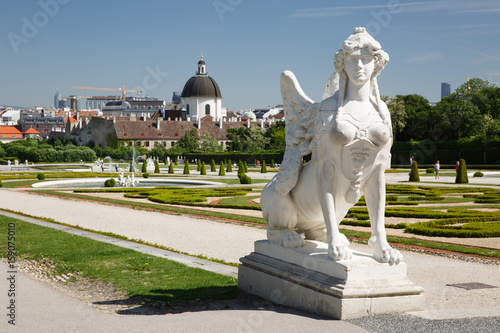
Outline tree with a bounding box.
[265,121,286,150]
[226,126,270,152]
[384,96,406,141]
[394,94,431,141]
[454,78,494,101]
[433,97,482,140]
[177,128,200,152]
[199,131,223,153]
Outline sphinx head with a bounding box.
[334,27,389,78]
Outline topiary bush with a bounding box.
[210,159,216,172]
[154,160,160,173]
[455,159,469,184]
[244,161,248,173]
[238,160,245,177]
[261,160,267,173]
[143,172,149,178]
[129,161,134,172]
[473,171,484,177]
[219,161,225,176]
[37,173,46,180]
[426,168,435,174]
[197,159,201,172]
[142,159,147,173]
[200,161,207,175]
[0,180,3,188]
[168,161,175,174]
[409,161,420,181]
[227,161,232,172]
[239,174,252,184]
[183,160,190,175]
[104,178,116,187]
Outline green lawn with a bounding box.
[0,216,237,307]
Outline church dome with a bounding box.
[181,56,222,99]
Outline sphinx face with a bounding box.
[344,48,375,85]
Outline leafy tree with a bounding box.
[265,121,286,150]
[383,96,406,140]
[199,131,223,153]
[394,94,431,141]
[177,128,200,152]
[433,96,482,140]
[454,78,494,101]
[226,127,270,152]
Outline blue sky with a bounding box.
[1,0,500,110]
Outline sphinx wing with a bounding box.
[275,70,319,195]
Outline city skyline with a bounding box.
[1,0,500,110]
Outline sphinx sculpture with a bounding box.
[261,27,403,264]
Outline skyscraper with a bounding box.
[441,82,451,100]
[54,89,61,108]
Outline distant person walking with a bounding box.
[409,156,414,165]
[434,161,440,179]
[455,161,460,172]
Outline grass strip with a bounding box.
[0,216,238,307]
[29,190,266,225]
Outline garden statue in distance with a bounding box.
[261,27,403,264]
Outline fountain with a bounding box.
[103,156,113,172]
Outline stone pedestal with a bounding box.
[238,240,424,319]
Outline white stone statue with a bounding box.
[261,27,403,264]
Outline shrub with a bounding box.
[197,159,201,172]
[183,160,190,175]
[426,168,435,174]
[227,161,232,172]
[141,159,147,173]
[261,160,267,173]
[200,161,206,175]
[473,171,484,177]
[244,161,248,173]
[271,159,275,168]
[210,159,216,172]
[104,178,116,187]
[37,173,46,180]
[239,174,252,184]
[154,160,160,173]
[409,161,420,181]
[168,161,175,174]
[219,161,225,176]
[0,180,3,187]
[143,172,149,178]
[455,159,469,184]
[238,160,245,177]
[129,161,134,172]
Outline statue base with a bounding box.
[238,240,424,319]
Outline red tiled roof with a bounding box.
[24,128,41,134]
[113,119,271,140]
[0,126,22,134]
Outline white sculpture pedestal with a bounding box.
[238,240,424,319]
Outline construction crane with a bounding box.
[72,83,143,101]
